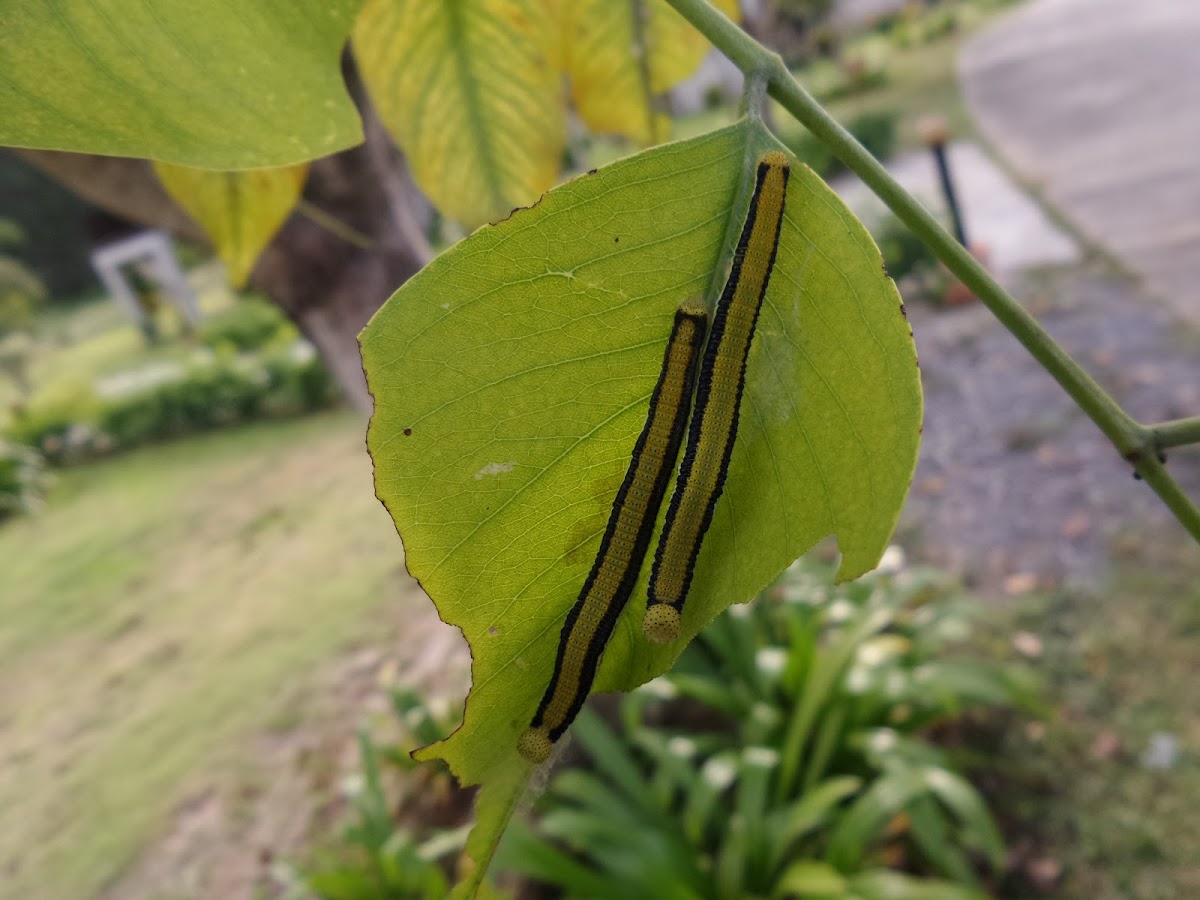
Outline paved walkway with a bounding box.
[831,141,1081,282]
[960,0,1200,325]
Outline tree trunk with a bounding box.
[252,114,432,412]
[13,109,432,413]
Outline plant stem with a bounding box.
[1134,455,1200,540]
[296,199,376,251]
[631,0,662,145]
[663,0,1200,543]
[1150,416,1200,450]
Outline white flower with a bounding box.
[936,618,970,642]
[641,677,678,700]
[846,665,872,694]
[877,545,906,574]
[756,647,787,677]
[290,339,317,363]
[924,768,955,792]
[743,746,779,768]
[855,635,910,668]
[826,599,856,623]
[668,736,697,759]
[869,728,898,755]
[701,755,738,791]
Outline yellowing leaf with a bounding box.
[361,119,921,895]
[556,2,651,141]
[154,163,308,288]
[354,0,566,228]
[560,0,740,145]
[0,1,363,168]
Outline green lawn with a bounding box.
[0,410,422,899]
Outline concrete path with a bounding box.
[831,141,1081,282]
[960,0,1200,324]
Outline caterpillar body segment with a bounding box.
[519,303,709,763]
[645,151,791,644]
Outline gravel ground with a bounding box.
[901,261,1200,592]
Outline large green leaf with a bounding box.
[154,162,308,288]
[354,0,566,228]
[0,1,363,168]
[361,119,921,895]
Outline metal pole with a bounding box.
[918,114,968,247]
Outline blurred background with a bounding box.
[1,0,1198,898]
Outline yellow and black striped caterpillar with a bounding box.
[518,303,709,764]
[644,150,791,645]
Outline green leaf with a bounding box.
[716,747,776,898]
[549,769,652,827]
[912,659,1040,714]
[766,776,864,873]
[361,119,921,894]
[0,1,362,168]
[306,867,385,900]
[571,708,660,813]
[774,860,847,899]
[154,162,308,288]
[905,796,976,886]
[801,694,849,793]
[667,671,746,716]
[920,766,1006,871]
[494,819,617,898]
[354,0,566,228]
[448,757,528,899]
[778,601,898,798]
[826,767,928,872]
[683,749,739,841]
[848,870,986,900]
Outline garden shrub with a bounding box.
[198,293,296,352]
[785,128,839,179]
[786,110,898,178]
[874,212,938,282]
[4,340,337,464]
[0,331,34,396]
[311,556,1040,899]
[0,217,48,338]
[802,40,890,105]
[495,554,1039,898]
[293,689,467,900]
[0,438,51,520]
[300,732,459,900]
[260,341,341,416]
[4,378,102,463]
[890,5,960,48]
[848,111,898,166]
